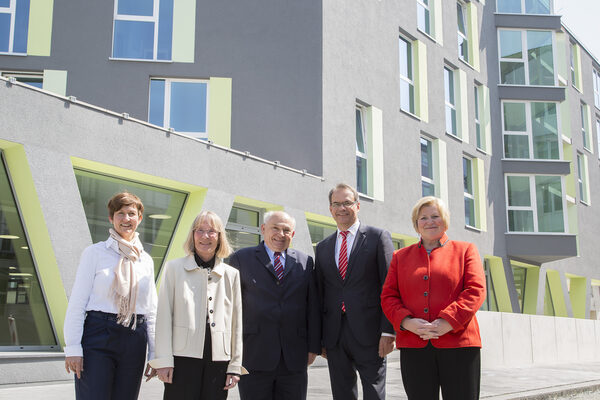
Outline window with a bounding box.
[593,68,600,109]
[496,0,552,14]
[577,153,589,204]
[570,42,576,85]
[480,260,499,312]
[457,2,469,63]
[74,168,186,278]
[597,119,600,159]
[307,220,337,253]
[463,157,476,227]
[417,0,431,36]
[499,29,555,86]
[399,37,415,114]
[1,71,41,88]
[474,86,482,149]
[149,78,208,138]
[355,105,368,194]
[226,206,261,251]
[421,137,435,196]
[444,67,458,137]
[0,152,57,347]
[112,0,173,60]
[392,239,406,250]
[502,101,560,160]
[0,0,29,54]
[580,103,591,151]
[506,174,565,232]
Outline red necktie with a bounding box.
[274,252,284,281]
[339,231,349,312]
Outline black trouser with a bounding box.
[75,311,147,400]
[238,350,307,400]
[163,323,229,400]
[400,342,481,400]
[326,314,386,400]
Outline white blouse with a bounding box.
[63,236,157,359]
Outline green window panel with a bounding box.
[307,220,337,254]
[226,205,261,252]
[0,151,57,347]
[73,169,187,279]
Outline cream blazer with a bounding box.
[149,255,247,375]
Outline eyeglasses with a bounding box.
[194,229,219,237]
[330,201,357,209]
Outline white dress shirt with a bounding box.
[334,219,360,268]
[63,236,157,359]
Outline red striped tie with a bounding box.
[339,231,349,312]
[274,252,284,281]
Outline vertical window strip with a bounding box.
[474,85,482,150]
[444,67,458,137]
[417,0,431,35]
[581,103,590,150]
[457,2,469,63]
[593,69,600,109]
[399,37,415,114]
[463,157,476,227]
[355,105,369,194]
[420,137,435,197]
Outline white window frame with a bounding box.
[501,100,561,160]
[421,137,435,196]
[581,103,591,151]
[474,85,482,150]
[355,104,369,195]
[417,0,431,36]
[463,156,476,228]
[457,1,469,63]
[399,36,415,114]
[505,174,567,233]
[112,0,161,61]
[150,77,210,138]
[444,67,458,137]
[496,0,553,14]
[576,153,589,205]
[0,0,19,55]
[498,28,557,87]
[593,68,600,109]
[570,42,576,86]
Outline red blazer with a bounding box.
[381,233,485,348]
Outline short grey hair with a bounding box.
[263,210,296,229]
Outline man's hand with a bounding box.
[308,352,318,366]
[157,367,173,384]
[65,356,84,379]
[224,374,240,390]
[144,364,157,381]
[378,336,395,358]
[320,347,327,360]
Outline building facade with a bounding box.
[0,0,599,383]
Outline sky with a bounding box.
[554,0,600,61]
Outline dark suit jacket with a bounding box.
[315,223,394,348]
[229,242,321,372]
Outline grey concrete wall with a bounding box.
[0,0,324,175]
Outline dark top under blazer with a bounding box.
[229,242,321,372]
[315,223,395,349]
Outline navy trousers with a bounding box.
[75,312,147,400]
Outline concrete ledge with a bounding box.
[483,381,600,399]
[0,352,70,385]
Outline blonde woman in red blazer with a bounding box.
[381,196,486,400]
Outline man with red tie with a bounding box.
[229,211,321,400]
[315,183,395,399]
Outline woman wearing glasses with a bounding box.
[149,211,246,399]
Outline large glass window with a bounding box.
[149,78,208,139]
[417,0,431,36]
[399,37,415,114]
[444,67,458,137]
[502,101,559,160]
[0,0,29,54]
[112,0,173,60]
[499,29,555,86]
[593,68,600,109]
[0,152,57,348]
[421,137,435,196]
[355,105,368,194]
[463,157,475,227]
[307,220,337,253]
[506,174,565,232]
[74,169,186,278]
[497,0,551,14]
[457,2,469,63]
[226,206,261,251]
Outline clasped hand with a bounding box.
[402,318,453,340]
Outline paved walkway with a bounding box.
[0,353,599,399]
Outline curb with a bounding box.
[482,380,600,399]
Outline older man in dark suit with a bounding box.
[229,211,320,400]
[315,183,395,400]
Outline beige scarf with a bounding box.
[109,228,142,329]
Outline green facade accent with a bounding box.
[432,0,443,45]
[456,69,469,142]
[523,264,539,315]
[172,0,196,62]
[233,196,283,213]
[545,269,567,317]
[414,40,428,123]
[42,70,67,96]
[556,32,568,85]
[0,140,66,346]
[566,274,587,318]
[486,256,512,312]
[366,105,384,201]
[208,77,233,148]
[480,85,492,154]
[573,44,582,90]
[305,212,336,227]
[466,2,480,72]
[27,0,54,56]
